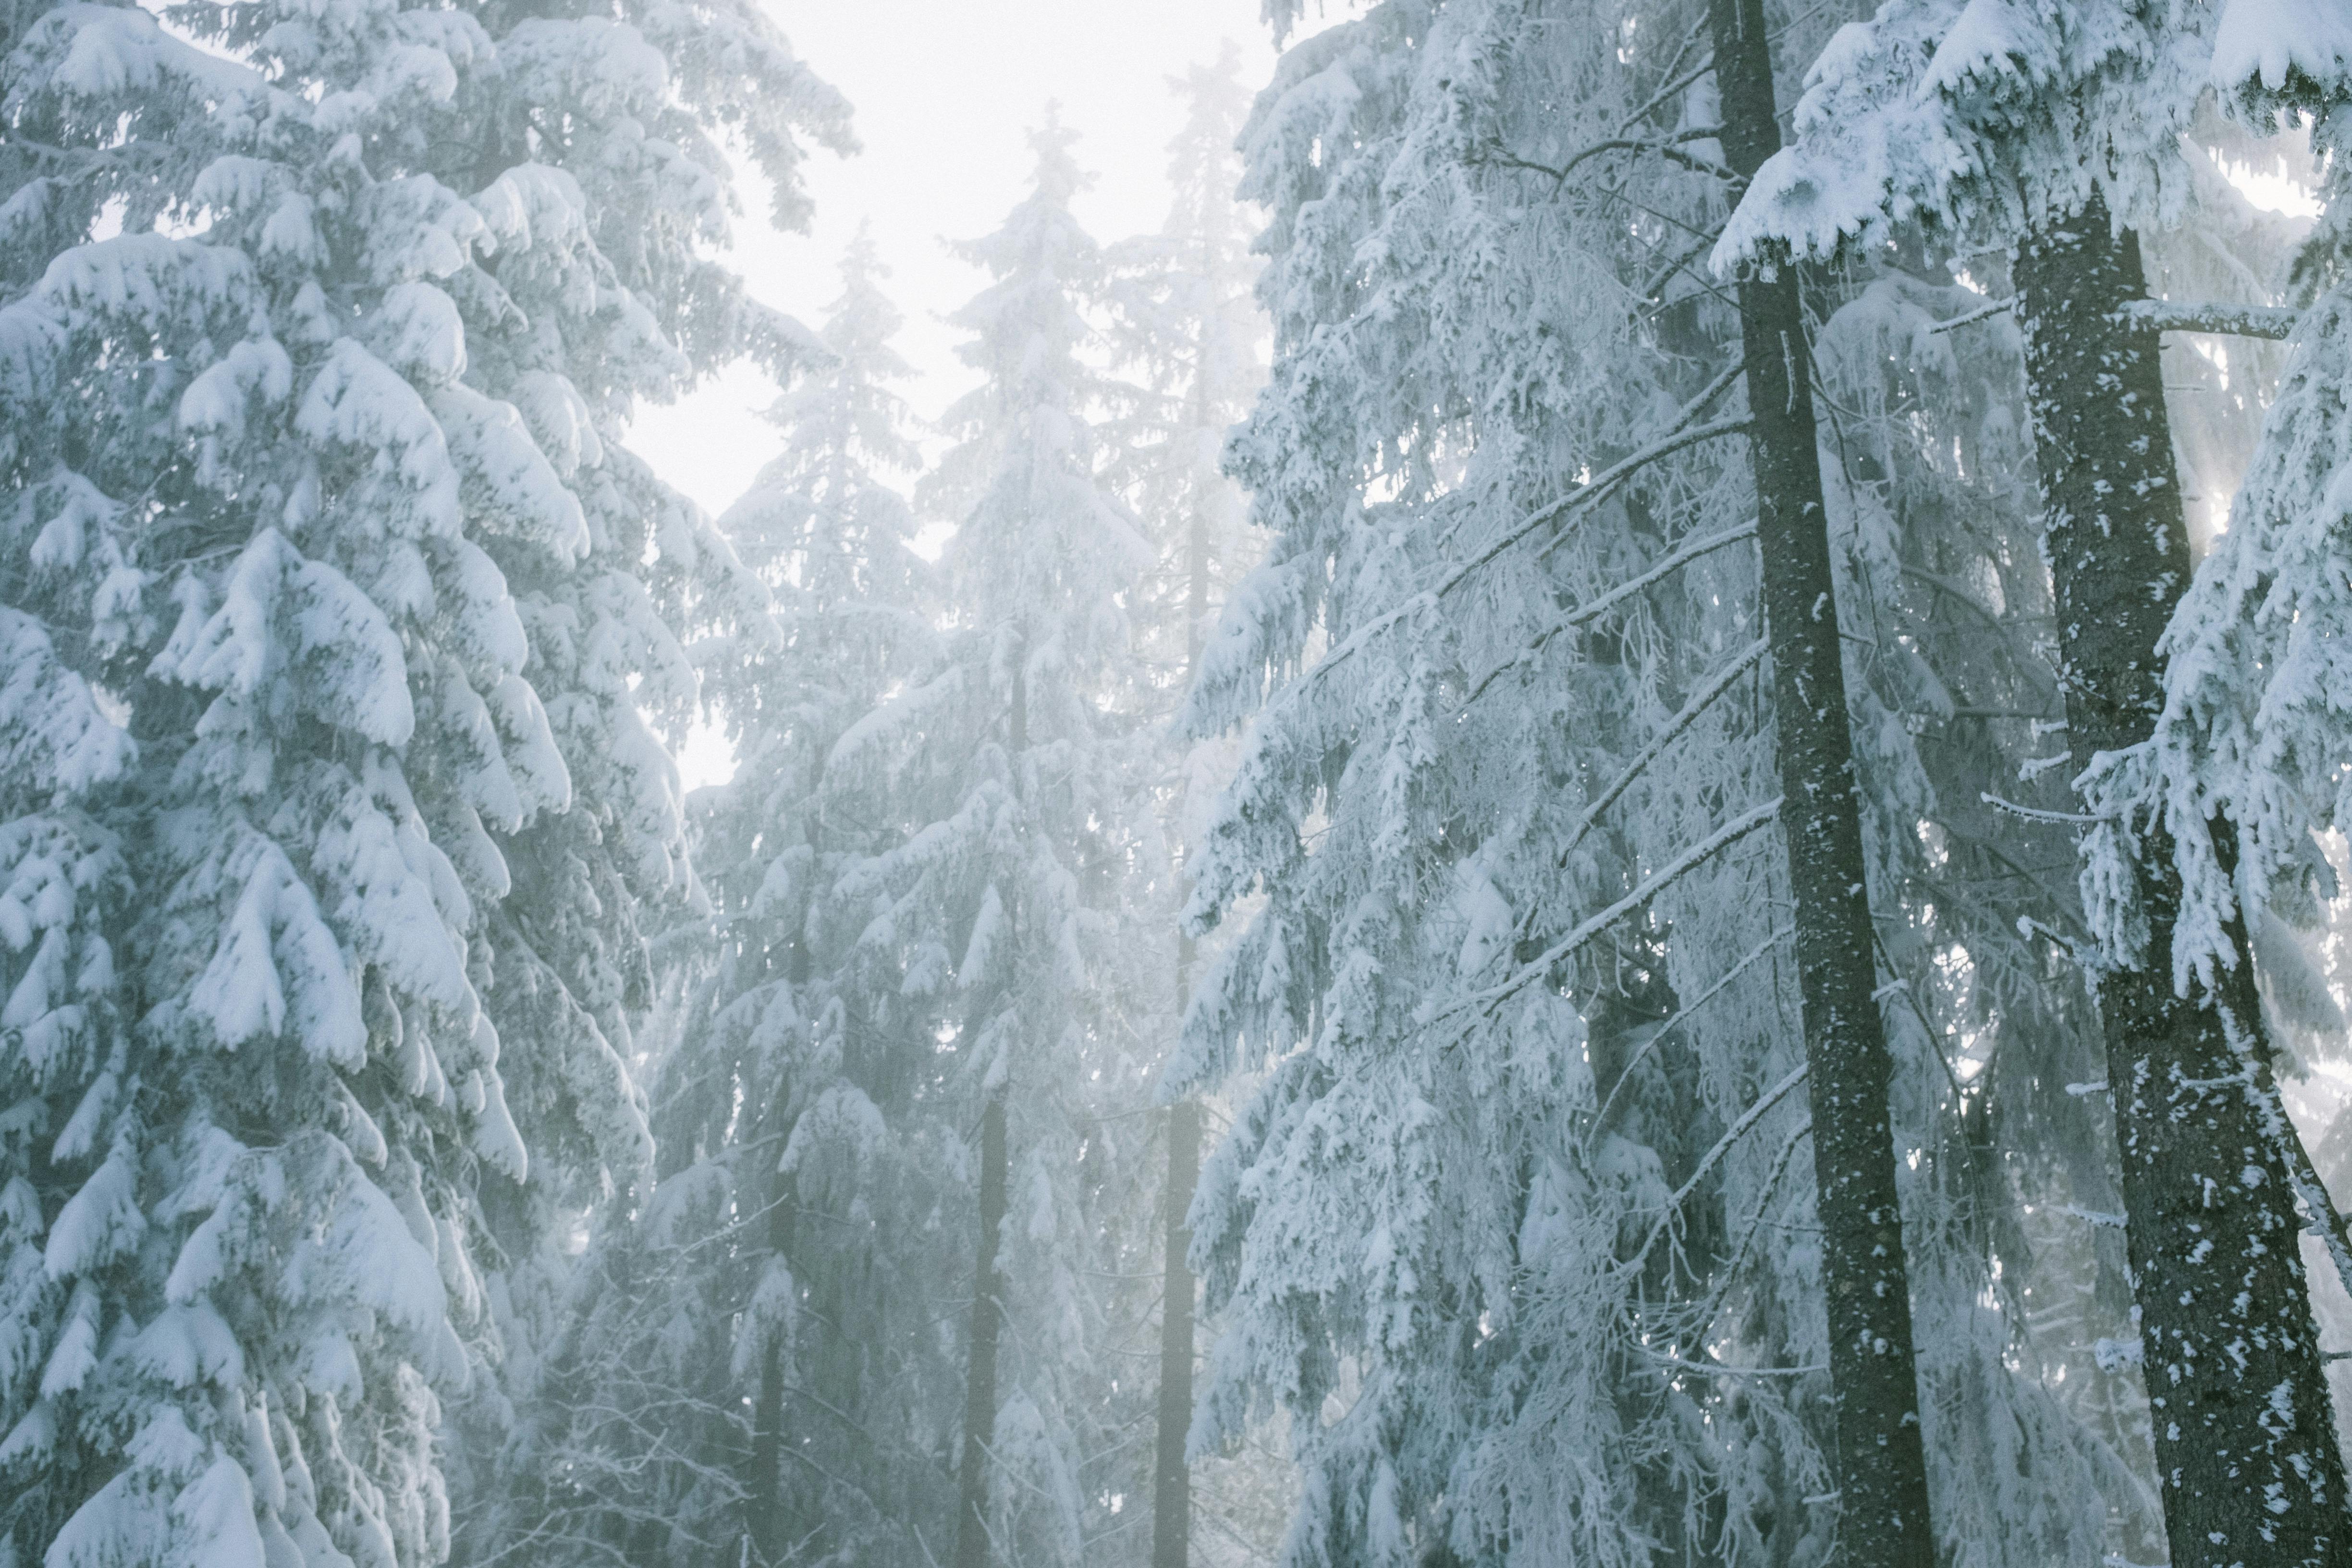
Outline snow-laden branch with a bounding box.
[1242,404,1752,722]
[1620,53,1716,137]
[1978,791,2103,825]
[1446,797,1783,1033]
[1474,126,1739,189]
[1621,1059,1811,1281]
[1562,637,1772,859]
[1925,297,2013,335]
[1692,1115,1813,1329]
[1467,523,1760,705]
[1928,296,2299,340]
[1476,371,1747,572]
[1587,919,1794,1141]
[2119,299,2299,340]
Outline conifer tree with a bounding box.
[1178,5,1838,1563]
[464,234,957,1568]
[2121,27,2352,1078]
[1719,4,2352,1562]
[1180,4,2143,1566]
[1703,5,1936,1556]
[810,121,1160,1568]
[1104,48,1266,1568]
[0,0,846,1563]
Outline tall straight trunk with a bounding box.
[749,929,813,1564]
[954,1094,1009,1568]
[1152,428,1217,1568]
[956,656,1026,1568]
[2014,197,2352,1568]
[1706,3,1936,1562]
[748,1335,788,1565]
[1152,1088,1200,1568]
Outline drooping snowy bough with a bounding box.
[0,0,849,1563]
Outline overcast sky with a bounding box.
[628,1,1281,522]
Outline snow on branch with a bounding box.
[1978,791,2102,825]
[1466,522,1759,704]
[1925,298,2013,335]
[1472,126,1738,190]
[1238,409,1752,729]
[1443,796,1783,1034]
[1587,919,1794,1141]
[2119,299,2299,339]
[1455,411,1752,589]
[1930,296,2299,340]
[1563,638,1771,859]
[1621,1059,1811,1280]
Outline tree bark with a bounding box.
[749,1331,789,1566]
[953,1092,1009,1568]
[2014,195,2352,1568]
[1706,3,1937,1562]
[1152,1089,1200,1568]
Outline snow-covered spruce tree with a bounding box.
[1102,46,1266,1568]
[1804,239,2172,1566]
[1719,5,2352,1563]
[0,0,847,1564]
[2139,109,2316,549]
[813,122,1162,1568]
[1175,2,2144,1565]
[1174,5,1838,1565]
[467,234,959,1568]
[420,0,849,1477]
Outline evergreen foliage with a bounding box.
[868,122,1163,1568]
[6,6,2351,1568]
[0,0,845,1561]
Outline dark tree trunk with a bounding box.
[1707,3,1937,1562]
[1152,1089,1200,1568]
[953,1093,1009,1568]
[749,1331,788,1565]
[2014,195,2352,1568]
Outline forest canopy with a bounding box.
[3,2,2352,1568]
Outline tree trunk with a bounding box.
[2014,196,2352,1568]
[1152,1089,1200,1568]
[749,1332,788,1566]
[1153,430,1218,1568]
[748,927,814,1566]
[1706,3,1937,1562]
[954,1092,1009,1568]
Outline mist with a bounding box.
[4,3,2352,1568]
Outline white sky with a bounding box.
[627,2,1280,522]
[633,3,1280,786]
